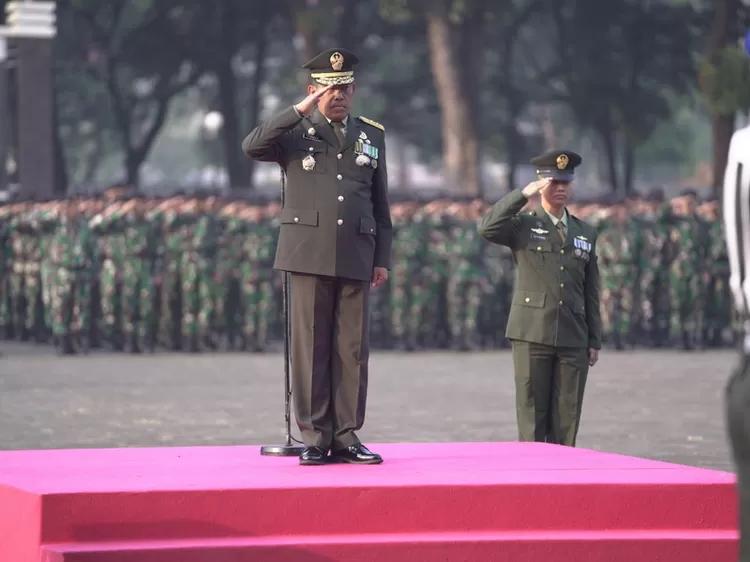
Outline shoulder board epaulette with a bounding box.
[357,116,385,131]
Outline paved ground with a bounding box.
[0,342,738,472]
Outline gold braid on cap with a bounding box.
[310,71,354,85]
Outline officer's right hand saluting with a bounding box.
[521,178,552,199]
[294,84,335,116]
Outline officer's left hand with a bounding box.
[371,267,388,288]
[588,348,599,367]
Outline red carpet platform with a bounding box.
[0,442,738,561]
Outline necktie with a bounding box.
[331,121,345,147]
[557,221,566,242]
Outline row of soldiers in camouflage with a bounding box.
[0,187,735,355]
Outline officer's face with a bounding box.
[310,83,355,120]
[542,179,572,206]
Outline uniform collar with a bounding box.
[545,208,568,227]
[324,114,348,128]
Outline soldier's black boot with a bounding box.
[130,334,142,354]
[112,332,124,352]
[78,332,90,355]
[145,330,156,352]
[60,334,76,356]
[240,333,252,352]
[189,335,200,353]
[613,333,624,351]
[682,331,694,350]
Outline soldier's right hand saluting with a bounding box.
[294,84,335,116]
[521,178,552,198]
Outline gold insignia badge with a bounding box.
[357,116,385,131]
[556,154,569,170]
[330,52,344,71]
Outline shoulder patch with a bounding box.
[357,116,385,131]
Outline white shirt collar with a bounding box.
[546,208,568,227]
[325,115,348,128]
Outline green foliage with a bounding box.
[699,44,750,116]
[46,0,744,189]
[635,100,707,171]
[379,0,415,23]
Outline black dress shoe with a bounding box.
[330,444,383,465]
[299,446,328,466]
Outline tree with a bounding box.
[59,0,204,186]
[698,0,750,192]
[547,0,699,192]
[378,0,488,195]
[179,0,283,189]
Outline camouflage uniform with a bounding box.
[180,210,220,350]
[214,210,246,348]
[45,213,96,353]
[9,210,45,340]
[0,213,10,333]
[240,214,276,351]
[703,219,731,346]
[390,210,425,349]
[90,206,126,348]
[667,214,705,348]
[121,212,157,351]
[597,217,640,348]
[445,214,484,349]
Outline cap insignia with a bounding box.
[330,52,344,71]
[556,154,569,170]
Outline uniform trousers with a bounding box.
[289,272,371,451]
[510,340,589,446]
[726,352,750,561]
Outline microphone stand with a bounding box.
[261,166,305,457]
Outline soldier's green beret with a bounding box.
[530,150,582,181]
[302,48,359,86]
[680,188,698,198]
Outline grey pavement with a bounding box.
[0,343,738,472]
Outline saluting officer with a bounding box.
[242,48,393,466]
[722,122,750,561]
[477,150,602,447]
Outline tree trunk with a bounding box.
[335,0,356,48]
[457,1,484,195]
[712,112,734,194]
[425,4,480,195]
[125,152,140,186]
[121,98,170,188]
[82,132,104,184]
[623,139,635,194]
[599,127,619,192]
[708,0,739,192]
[241,31,268,190]
[53,109,68,194]
[216,1,244,188]
[394,140,408,189]
[51,75,68,194]
[295,9,320,85]
[504,96,524,192]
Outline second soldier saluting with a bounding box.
[478,150,602,447]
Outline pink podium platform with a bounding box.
[0,442,738,562]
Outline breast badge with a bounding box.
[355,139,379,168]
[573,235,591,253]
[302,154,316,171]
